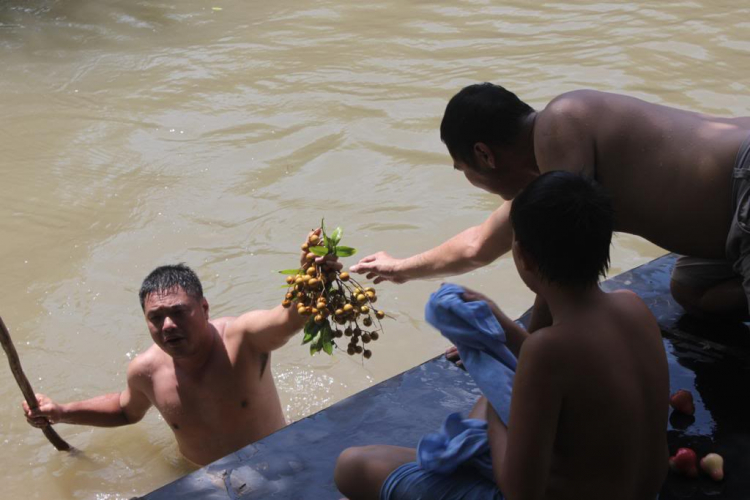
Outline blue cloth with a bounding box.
[380,461,503,500]
[417,284,519,481]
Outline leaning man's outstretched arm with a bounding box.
[22,357,153,428]
[351,201,514,284]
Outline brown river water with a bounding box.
[1,0,748,498]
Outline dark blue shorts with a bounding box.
[380,462,503,500]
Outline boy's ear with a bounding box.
[513,240,536,273]
[201,297,210,319]
[472,142,496,170]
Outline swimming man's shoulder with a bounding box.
[125,345,163,390]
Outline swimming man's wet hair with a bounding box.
[440,82,534,169]
[510,171,614,288]
[139,263,204,310]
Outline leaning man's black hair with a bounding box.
[139,263,204,310]
[510,171,614,288]
[440,82,534,169]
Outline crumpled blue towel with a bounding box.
[417,283,519,480]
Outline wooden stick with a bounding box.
[0,315,70,451]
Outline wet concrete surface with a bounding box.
[142,254,750,499]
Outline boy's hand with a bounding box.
[22,394,62,428]
[445,345,465,370]
[462,288,502,315]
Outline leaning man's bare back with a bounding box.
[535,89,750,259]
[130,316,287,465]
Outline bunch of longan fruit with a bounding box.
[281,230,387,359]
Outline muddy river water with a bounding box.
[1,1,748,498]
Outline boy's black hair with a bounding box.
[139,264,204,310]
[510,171,614,288]
[440,82,534,169]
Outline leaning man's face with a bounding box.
[143,287,207,357]
[456,161,516,200]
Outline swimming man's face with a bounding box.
[143,286,209,358]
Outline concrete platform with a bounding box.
[141,254,750,499]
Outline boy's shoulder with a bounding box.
[524,290,656,360]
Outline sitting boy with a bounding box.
[334,171,670,500]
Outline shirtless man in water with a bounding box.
[23,234,333,466]
[351,84,750,319]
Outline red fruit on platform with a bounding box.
[669,448,699,478]
[700,453,724,481]
[669,389,695,416]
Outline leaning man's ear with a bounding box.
[201,297,210,319]
[472,143,495,170]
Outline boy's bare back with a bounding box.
[530,290,669,499]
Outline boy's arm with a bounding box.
[350,201,514,284]
[462,289,530,358]
[23,358,153,428]
[489,333,563,499]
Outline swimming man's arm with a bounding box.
[350,201,514,284]
[22,357,153,428]
[234,304,307,353]
[488,332,563,499]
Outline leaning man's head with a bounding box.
[510,171,614,290]
[440,82,534,170]
[139,264,209,355]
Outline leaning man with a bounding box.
[23,254,318,466]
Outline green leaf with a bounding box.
[335,246,357,257]
[309,331,323,355]
[321,218,326,237]
[278,268,301,275]
[309,245,329,257]
[322,337,333,355]
[330,227,342,247]
[302,320,321,344]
